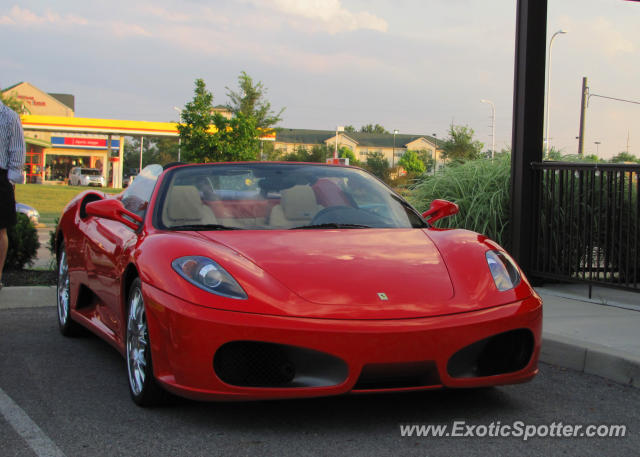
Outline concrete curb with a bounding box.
[541,333,640,388]
[0,286,56,309]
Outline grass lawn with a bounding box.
[14,184,122,226]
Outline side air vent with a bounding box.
[447,329,535,378]
[214,341,348,388]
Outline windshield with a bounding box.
[156,163,426,230]
[81,168,102,176]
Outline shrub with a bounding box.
[5,213,40,271]
[408,156,511,249]
[48,217,59,257]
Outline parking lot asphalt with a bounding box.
[1,305,639,457]
[1,283,639,389]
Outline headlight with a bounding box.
[485,250,521,291]
[172,256,247,300]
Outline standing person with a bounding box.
[0,98,26,289]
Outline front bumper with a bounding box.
[143,283,542,401]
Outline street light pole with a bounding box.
[393,129,398,168]
[480,99,496,159]
[594,141,601,157]
[335,126,344,160]
[432,133,437,175]
[139,136,144,172]
[544,29,567,159]
[173,106,182,162]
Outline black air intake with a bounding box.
[447,329,535,378]
[214,341,348,388]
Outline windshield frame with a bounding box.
[152,162,428,231]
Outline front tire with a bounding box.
[126,278,163,406]
[57,241,82,336]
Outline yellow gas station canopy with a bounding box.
[20,115,180,136]
[20,115,276,140]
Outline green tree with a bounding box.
[124,136,152,171]
[225,71,284,129]
[177,79,216,162]
[124,136,179,172]
[178,79,260,162]
[283,145,310,162]
[364,151,390,182]
[212,113,260,161]
[0,92,29,114]
[124,136,180,171]
[441,124,484,163]
[344,125,357,133]
[310,144,330,163]
[610,151,639,163]
[339,146,360,166]
[261,141,282,161]
[360,124,389,134]
[282,144,329,163]
[415,149,435,173]
[154,137,180,164]
[398,150,426,174]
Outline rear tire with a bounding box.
[126,278,164,406]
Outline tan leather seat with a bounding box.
[269,185,323,228]
[162,185,218,227]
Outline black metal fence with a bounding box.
[530,162,640,292]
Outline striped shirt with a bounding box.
[0,100,26,184]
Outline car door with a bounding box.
[78,207,136,339]
[82,164,162,339]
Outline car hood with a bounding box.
[200,229,457,316]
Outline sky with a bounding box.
[1,0,638,159]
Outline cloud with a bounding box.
[558,15,635,58]
[0,4,153,38]
[0,5,88,26]
[109,21,152,37]
[591,17,635,56]
[245,0,388,34]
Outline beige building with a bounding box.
[2,82,122,184]
[274,128,443,169]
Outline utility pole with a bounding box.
[627,130,630,154]
[577,76,588,156]
[481,99,496,159]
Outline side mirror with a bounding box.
[422,199,459,224]
[85,198,143,230]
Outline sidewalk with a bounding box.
[536,284,640,388]
[1,283,638,388]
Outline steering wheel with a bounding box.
[310,206,395,227]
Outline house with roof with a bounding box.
[273,128,443,168]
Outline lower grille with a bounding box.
[353,361,441,390]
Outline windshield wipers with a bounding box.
[290,223,371,230]
[169,224,242,231]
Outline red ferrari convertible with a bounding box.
[55,162,542,406]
